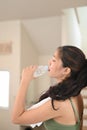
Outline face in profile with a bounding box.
[48,50,70,82]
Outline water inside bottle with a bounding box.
[34,65,48,77]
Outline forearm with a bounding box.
[12,80,30,123]
[12,66,37,123]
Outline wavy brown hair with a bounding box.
[39,46,87,109]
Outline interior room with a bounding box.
[0,0,87,130]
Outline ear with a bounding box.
[64,67,71,76]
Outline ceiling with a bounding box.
[0,0,87,20]
[0,0,87,55]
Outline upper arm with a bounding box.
[14,99,61,124]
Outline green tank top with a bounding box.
[44,98,80,130]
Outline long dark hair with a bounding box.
[39,46,87,109]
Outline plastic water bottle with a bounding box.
[34,65,48,77]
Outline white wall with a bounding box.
[0,20,21,130]
[78,7,87,56]
[61,8,81,48]
[22,16,62,55]
[20,23,39,105]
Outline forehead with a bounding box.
[53,50,60,58]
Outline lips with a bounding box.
[48,69,50,71]
[48,66,52,71]
[48,67,51,71]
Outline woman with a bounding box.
[12,45,87,130]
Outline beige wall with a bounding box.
[81,28,87,56]
[22,16,62,54]
[61,8,81,47]
[0,20,21,130]
[20,23,39,105]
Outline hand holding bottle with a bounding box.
[21,65,48,86]
[21,65,37,83]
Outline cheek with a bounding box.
[52,65,64,76]
[49,65,58,75]
[49,63,56,71]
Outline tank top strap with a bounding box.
[69,98,80,123]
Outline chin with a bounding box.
[49,74,55,78]
[48,72,55,78]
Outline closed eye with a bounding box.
[52,59,56,62]
[52,57,56,62]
